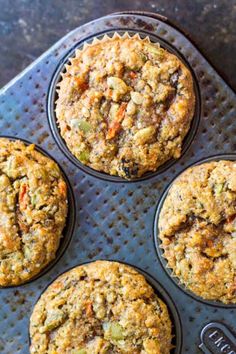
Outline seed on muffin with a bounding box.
[30,260,172,353]
[55,33,195,179]
[158,160,236,303]
[0,138,68,286]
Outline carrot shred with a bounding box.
[58,180,67,198]
[19,183,28,210]
[107,102,127,140]
[107,88,113,98]
[129,71,137,79]
[85,302,93,316]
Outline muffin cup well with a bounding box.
[28,260,182,354]
[153,153,236,308]
[47,29,201,183]
[0,136,76,288]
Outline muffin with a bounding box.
[30,260,172,353]
[158,160,236,303]
[0,138,68,286]
[55,33,195,179]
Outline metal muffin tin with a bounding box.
[0,11,235,354]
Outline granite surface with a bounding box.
[0,0,235,90]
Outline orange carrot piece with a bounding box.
[85,302,93,316]
[107,102,127,140]
[129,71,137,79]
[58,180,67,198]
[19,183,28,210]
[107,88,113,98]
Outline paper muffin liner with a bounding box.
[61,31,160,74]
[58,32,159,91]
[75,31,153,53]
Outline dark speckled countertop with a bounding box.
[0,0,235,90]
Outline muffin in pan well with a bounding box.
[158,160,236,304]
[0,138,68,286]
[30,260,172,354]
[55,33,195,179]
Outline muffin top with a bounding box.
[56,34,195,179]
[158,160,236,303]
[0,138,68,286]
[30,260,172,354]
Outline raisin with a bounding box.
[163,90,176,110]
[120,158,139,178]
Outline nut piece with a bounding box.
[133,126,156,145]
[109,103,119,119]
[130,91,143,105]
[126,100,136,116]
[103,322,125,341]
[70,119,92,133]
[107,77,129,95]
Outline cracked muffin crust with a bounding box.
[0,138,68,286]
[55,34,195,179]
[30,260,172,354]
[158,160,236,303]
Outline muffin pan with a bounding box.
[0,11,235,353]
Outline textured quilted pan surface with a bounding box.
[0,13,235,354]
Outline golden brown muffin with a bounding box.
[0,138,68,286]
[158,160,236,303]
[55,33,195,179]
[30,260,172,354]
